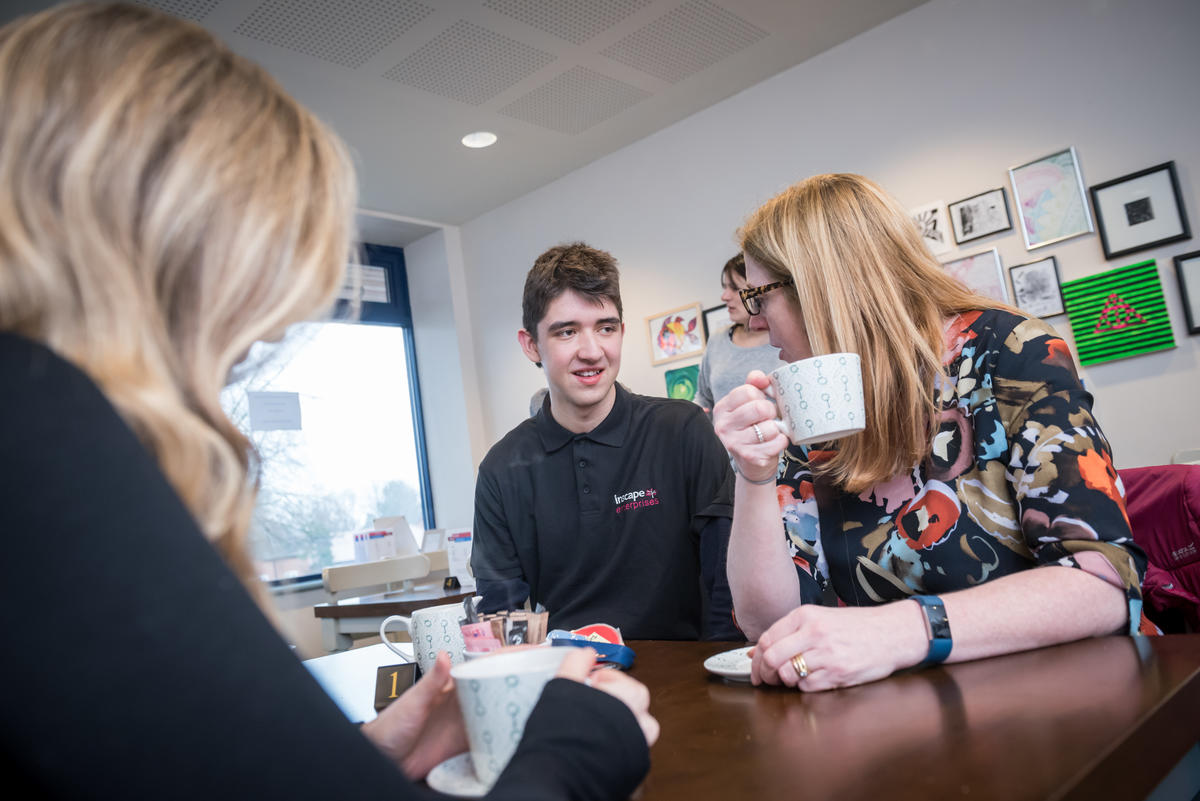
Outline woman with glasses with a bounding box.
[0,4,655,798]
[712,173,1151,692]
[695,254,783,415]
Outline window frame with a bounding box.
[266,242,434,591]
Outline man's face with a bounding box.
[519,289,623,427]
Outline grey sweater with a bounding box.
[695,324,783,413]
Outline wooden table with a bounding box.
[313,582,473,652]
[629,636,1200,801]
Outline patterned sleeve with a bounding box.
[993,318,1147,632]
[776,446,833,606]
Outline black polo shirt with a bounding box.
[471,384,734,640]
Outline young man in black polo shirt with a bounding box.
[471,243,739,640]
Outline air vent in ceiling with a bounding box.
[600,0,767,84]
[498,65,649,135]
[235,0,433,70]
[382,20,556,106]
[131,0,221,22]
[482,0,651,45]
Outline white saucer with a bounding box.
[703,645,754,682]
[426,752,487,798]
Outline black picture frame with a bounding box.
[1089,161,1191,260]
[1173,249,1200,335]
[948,187,1013,245]
[702,303,730,340]
[1009,255,1065,318]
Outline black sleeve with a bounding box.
[0,334,644,801]
[475,576,532,614]
[471,458,530,617]
[490,680,650,801]
[682,408,734,527]
[697,515,740,641]
[677,408,737,638]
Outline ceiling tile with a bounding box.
[482,0,651,45]
[235,0,433,70]
[131,0,221,22]
[382,19,556,106]
[601,0,767,84]
[499,65,650,134]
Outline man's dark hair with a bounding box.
[720,253,746,285]
[522,242,623,339]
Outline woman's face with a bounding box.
[744,254,813,363]
[720,270,750,327]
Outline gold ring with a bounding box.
[790,652,809,679]
[752,423,765,443]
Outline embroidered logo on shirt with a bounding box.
[614,487,659,514]
[1170,541,1197,566]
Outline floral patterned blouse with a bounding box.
[776,309,1151,634]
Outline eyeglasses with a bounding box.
[738,278,793,316]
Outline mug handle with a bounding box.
[379,614,415,662]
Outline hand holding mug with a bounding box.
[713,370,789,484]
[556,647,659,747]
[361,651,469,780]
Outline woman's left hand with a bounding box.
[361,651,468,780]
[750,601,929,692]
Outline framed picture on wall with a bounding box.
[942,247,1008,303]
[1090,161,1191,260]
[647,303,707,366]
[1009,146,1093,250]
[665,364,701,400]
[1174,249,1200,335]
[909,200,954,256]
[1009,256,1065,318]
[702,303,731,339]
[948,188,1012,245]
[1060,259,1175,365]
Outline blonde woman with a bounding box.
[0,4,653,798]
[713,174,1150,692]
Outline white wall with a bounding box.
[404,227,487,528]
[457,0,1200,468]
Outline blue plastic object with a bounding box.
[550,638,636,669]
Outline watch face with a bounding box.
[925,603,950,641]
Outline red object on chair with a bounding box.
[1119,465,1200,632]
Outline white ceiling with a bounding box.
[2,0,927,241]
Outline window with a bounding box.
[220,245,432,583]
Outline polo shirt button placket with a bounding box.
[575,441,601,513]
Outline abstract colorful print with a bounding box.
[777,309,1148,632]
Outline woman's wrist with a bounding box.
[730,456,777,485]
[911,595,953,667]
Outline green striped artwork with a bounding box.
[1060,260,1175,365]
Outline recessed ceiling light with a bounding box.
[461,131,498,149]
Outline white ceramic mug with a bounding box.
[379,599,476,674]
[450,647,570,787]
[767,353,866,445]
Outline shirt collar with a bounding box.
[535,383,631,452]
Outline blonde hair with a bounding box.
[0,3,357,598]
[740,174,1011,494]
